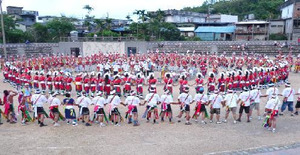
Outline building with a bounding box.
[6,6,38,28]
[269,20,285,34]
[235,21,269,41]
[206,14,238,23]
[148,9,207,23]
[177,27,195,37]
[280,0,300,40]
[194,26,236,41]
[38,16,57,23]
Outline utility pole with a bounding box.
[0,0,7,59]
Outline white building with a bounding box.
[207,14,238,23]
[280,0,300,40]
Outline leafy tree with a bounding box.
[183,0,284,20]
[46,17,75,42]
[31,23,49,42]
[269,33,287,40]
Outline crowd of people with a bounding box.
[0,51,300,133]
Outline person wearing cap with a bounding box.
[39,71,46,94]
[30,89,48,127]
[53,72,61,94]
[142,87,160,124]
[46,72,53,94]
[279,83,295,116]
[177,87,193,125]
[33,71,40,90]
[237,87,252,122]
[249,85,262,120]
[264,93,281,133]
[163,72,173,95]
[106,90,125,126]
[74,73,83,96]
[124,90,141,126]
[160,89,174,124]
[90,72,97,97]
[48,92,62,127]
[63,92,78,126]
[208,89,224,124]
[83,73,90,96]
[148,73,157,93]
[192,87,208,124]
[92,91,107,127]
[194,72,204,94]
[223,89,239,124]
[76,91,92,126]
[136,72,144,99]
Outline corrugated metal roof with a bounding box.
[194,26,236,33]
[237,21,269,25]
[178,27,195,32]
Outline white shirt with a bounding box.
[77,96,92,107]
[145,93,160,107]
[48,96,61,106]
[113,64,120,72]
[122,64,130,72]
[250,89,261,103]
[224,93,239,108]
[193,94,208,104]
[239,91,252,107]
[106,95,121,108]
[97,64,104,72]
[92,96,106,108]
[134,64,141,72]
[160,94,173,104]
[266,87,279,100]
[104,64,111,70]
[282,87,295,102]
[178,93,193,105]
[125,96,140,106]
[265,97,280,110]
[209,94,223,108]
[31,94,47,107]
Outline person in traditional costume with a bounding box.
[208,89,224,124]
[177,87,193,125]
[160,89,174,123]
[136,72,144,99]
[106,90,125,126]
[163,72,173,95]
[124,90,141,126]
[92,91,107,127]
[142,87,160,124]
[3,90,18,124]
[48,92,63,127]
[31,89,48,127]
[264,94,280,133]
[192,87,208,124]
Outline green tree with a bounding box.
[46,17,75,42]
[31,23,49,42]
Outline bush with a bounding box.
[269,33,287,40]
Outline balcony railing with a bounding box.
[235,29,267,34]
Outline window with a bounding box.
[271,25,277,27]
[278,25,283,27]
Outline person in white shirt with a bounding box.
[192,87,208,124]
[48,92,62,127]
[124,90,141,126]
[279,83,295,116]
[237,87,252,122]
[77,91,92,126]
[160,89,174,123]
[142,87,160,124]
[30,89,48,127]
[223,89,239,124]
[264,94,281,133]
[249,85,262,120]
[92,91,107,127]
[104,63,111,73]
[122,62,130,73]
[177,87,193,125]
[113,63,120,75]
[106,90,125,126]
[208,90,224,124]
[265,83,279,100]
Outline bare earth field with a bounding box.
[0,71,299,155]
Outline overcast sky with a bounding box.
[2,0,204,20]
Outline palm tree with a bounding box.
[105,17,112,30]
[83,5,94,15]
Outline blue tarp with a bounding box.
[194,26,236,33]
[112,27,128,32]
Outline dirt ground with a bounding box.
[0,71,299,155]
